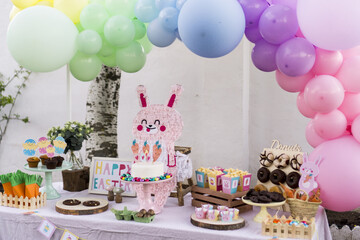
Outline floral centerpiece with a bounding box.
[47,121,92,169]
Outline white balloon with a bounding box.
[297,0,360,51]
[7,6,78,72]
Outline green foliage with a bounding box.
[47,121,93,154]
[0,66,31,144]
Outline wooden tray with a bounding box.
[56,197,108,215]
[191,186,252,213]
[190,213,245,230]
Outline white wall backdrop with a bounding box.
[0,1,311,182]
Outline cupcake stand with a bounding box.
[24,161,72,200]
[242,197,286,223]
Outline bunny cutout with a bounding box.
[132,85,183,175]
[299,154,322,194]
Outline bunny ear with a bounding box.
[137,85,148,108]
[315,156,323,166]
[167,84,183,108]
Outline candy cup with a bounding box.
[195,207,206,219]
[207,209,219,221]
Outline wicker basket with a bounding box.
[287,189,321,219]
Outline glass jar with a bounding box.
[66,150,84,170]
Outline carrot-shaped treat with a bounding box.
[309,188,321,202]
[131,140,139,155]
[10,173,25,198]
[0,173,14,196]
[25,175,43,199]
[279,183,295,198]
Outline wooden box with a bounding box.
[62,166,90,192]
[191,186,252,213]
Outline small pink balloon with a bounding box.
[313,110,347,139]
[341,46,360,59]
[310,135,360,211]
[297,92,317,118]
[305,120,326,147]
[304,75,345,113]
[351,114,360,143]
[338,92,360,123]
[276,70,313,92]
[336,56,360,93]
[312,48,343,75]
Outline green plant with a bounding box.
[0,66,31,145]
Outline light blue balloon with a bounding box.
[175,28,181,41]
[155,0,176,9]
[135,0,159,23]
[159,7,179,31]
[178,0,246,58]
[147,18,176,47]
[176,0,187,10]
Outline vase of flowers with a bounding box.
[48,121,92,170]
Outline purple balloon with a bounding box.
[238,0,269,27]
[251,39,278,72]
[259,5,298,44]
[245,25,263,43]
[272,0,297,9]
[276,37,316,77]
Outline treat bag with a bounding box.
[0,173,14,196]
[25,174,43,199]
[10,173,25,198]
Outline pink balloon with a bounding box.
[297,92,317,118]
[338,92,360,123]
[336,56,360,93]
[311,48,343,75]
[295,28,304,38]
[313,110,347,139]
[304,75,345,113]
[310,136,360,211]
[341,46,360,59]
[276,70,313,93]
[351,114,360,143]
[305,120,326,147]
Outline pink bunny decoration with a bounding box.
[299,154,323,194]
[132,85,183,175]
[220,211,234,222]
[207,210,219,221]
[195,207,207,219]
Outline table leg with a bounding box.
[43,172,60,200]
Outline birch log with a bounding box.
[85,66,121,162]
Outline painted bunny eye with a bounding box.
[154,119,160,125]
[141,119,147,125]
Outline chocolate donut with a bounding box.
[286,171,301,189]
[259,151,274,167]
[257,167,270,183]
[270,169,286,185]
[258,195,271,203]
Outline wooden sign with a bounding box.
[88,157,135,196]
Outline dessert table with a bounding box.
[0,182,332,240]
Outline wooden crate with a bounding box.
[0,192,47,210]
[191,186,252,213]
[262,215,315,239]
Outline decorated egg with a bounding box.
[38,137,50,154]
[22,139,37,156]
[54,136,67,154]
[46,144,55,157]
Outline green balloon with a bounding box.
[105,0,137,18]
[76,23,84,32]
[99,53,116,67]
[77,30,102,55]
[116,41,146,73]
[90,0,105,5]
[104,15,135,47]
[98,34,116,57]
[138,35,153,54]
[133,18,146,40]
[80,3,109,33]
[70,52,102,81]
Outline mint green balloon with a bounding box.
[104,15,135,47]
[99,53,117,67]
[116,41,146,73]
[76,23,84,32]
[90,0,105,5]
[105,0,137,18]
[80,3,109,33]
[138,35,153,54]
[77,30,102,55]
[70,52,102,81]
[98,36,116,57]
[133,18,146,40]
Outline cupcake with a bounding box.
[52,156,64,167]
[39,155,49,165]
[45,158,58,169]
[27,157,40,168]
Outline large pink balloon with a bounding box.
[351,115,360,143]
[336,56,360,93]
[276,70,313,93]
[311,48,343,75]
[297,0,360,51]
[310,136,360,211]
[297,92,316,118]
[341,46,360,59]
[304,75,344,113]
[305,120,326,147]
[313,110,347,139]
[338,92,360,123]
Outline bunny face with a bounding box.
[300,154,322,177]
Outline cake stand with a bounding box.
[242,197,286,223]
[24,161,72,200]
[121,177,175,214]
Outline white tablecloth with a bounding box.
[0,183,332,240]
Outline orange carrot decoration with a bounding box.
[10,174,25,198]
[279,183,295,198]
[309,188,321,202]
[25,175,43,199]
[0,173,14,196]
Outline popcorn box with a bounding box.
[238,174,252,192]
[195,170,209,188]
[221,175,240,194]
[208,172,225,191]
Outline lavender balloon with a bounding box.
[259,5,298,44]
[238,0,269,27]
[276,37,316,77]
[251,39,278,72]
[245,25,262,43]
[272,0,297,9]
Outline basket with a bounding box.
[287,189,321,219]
